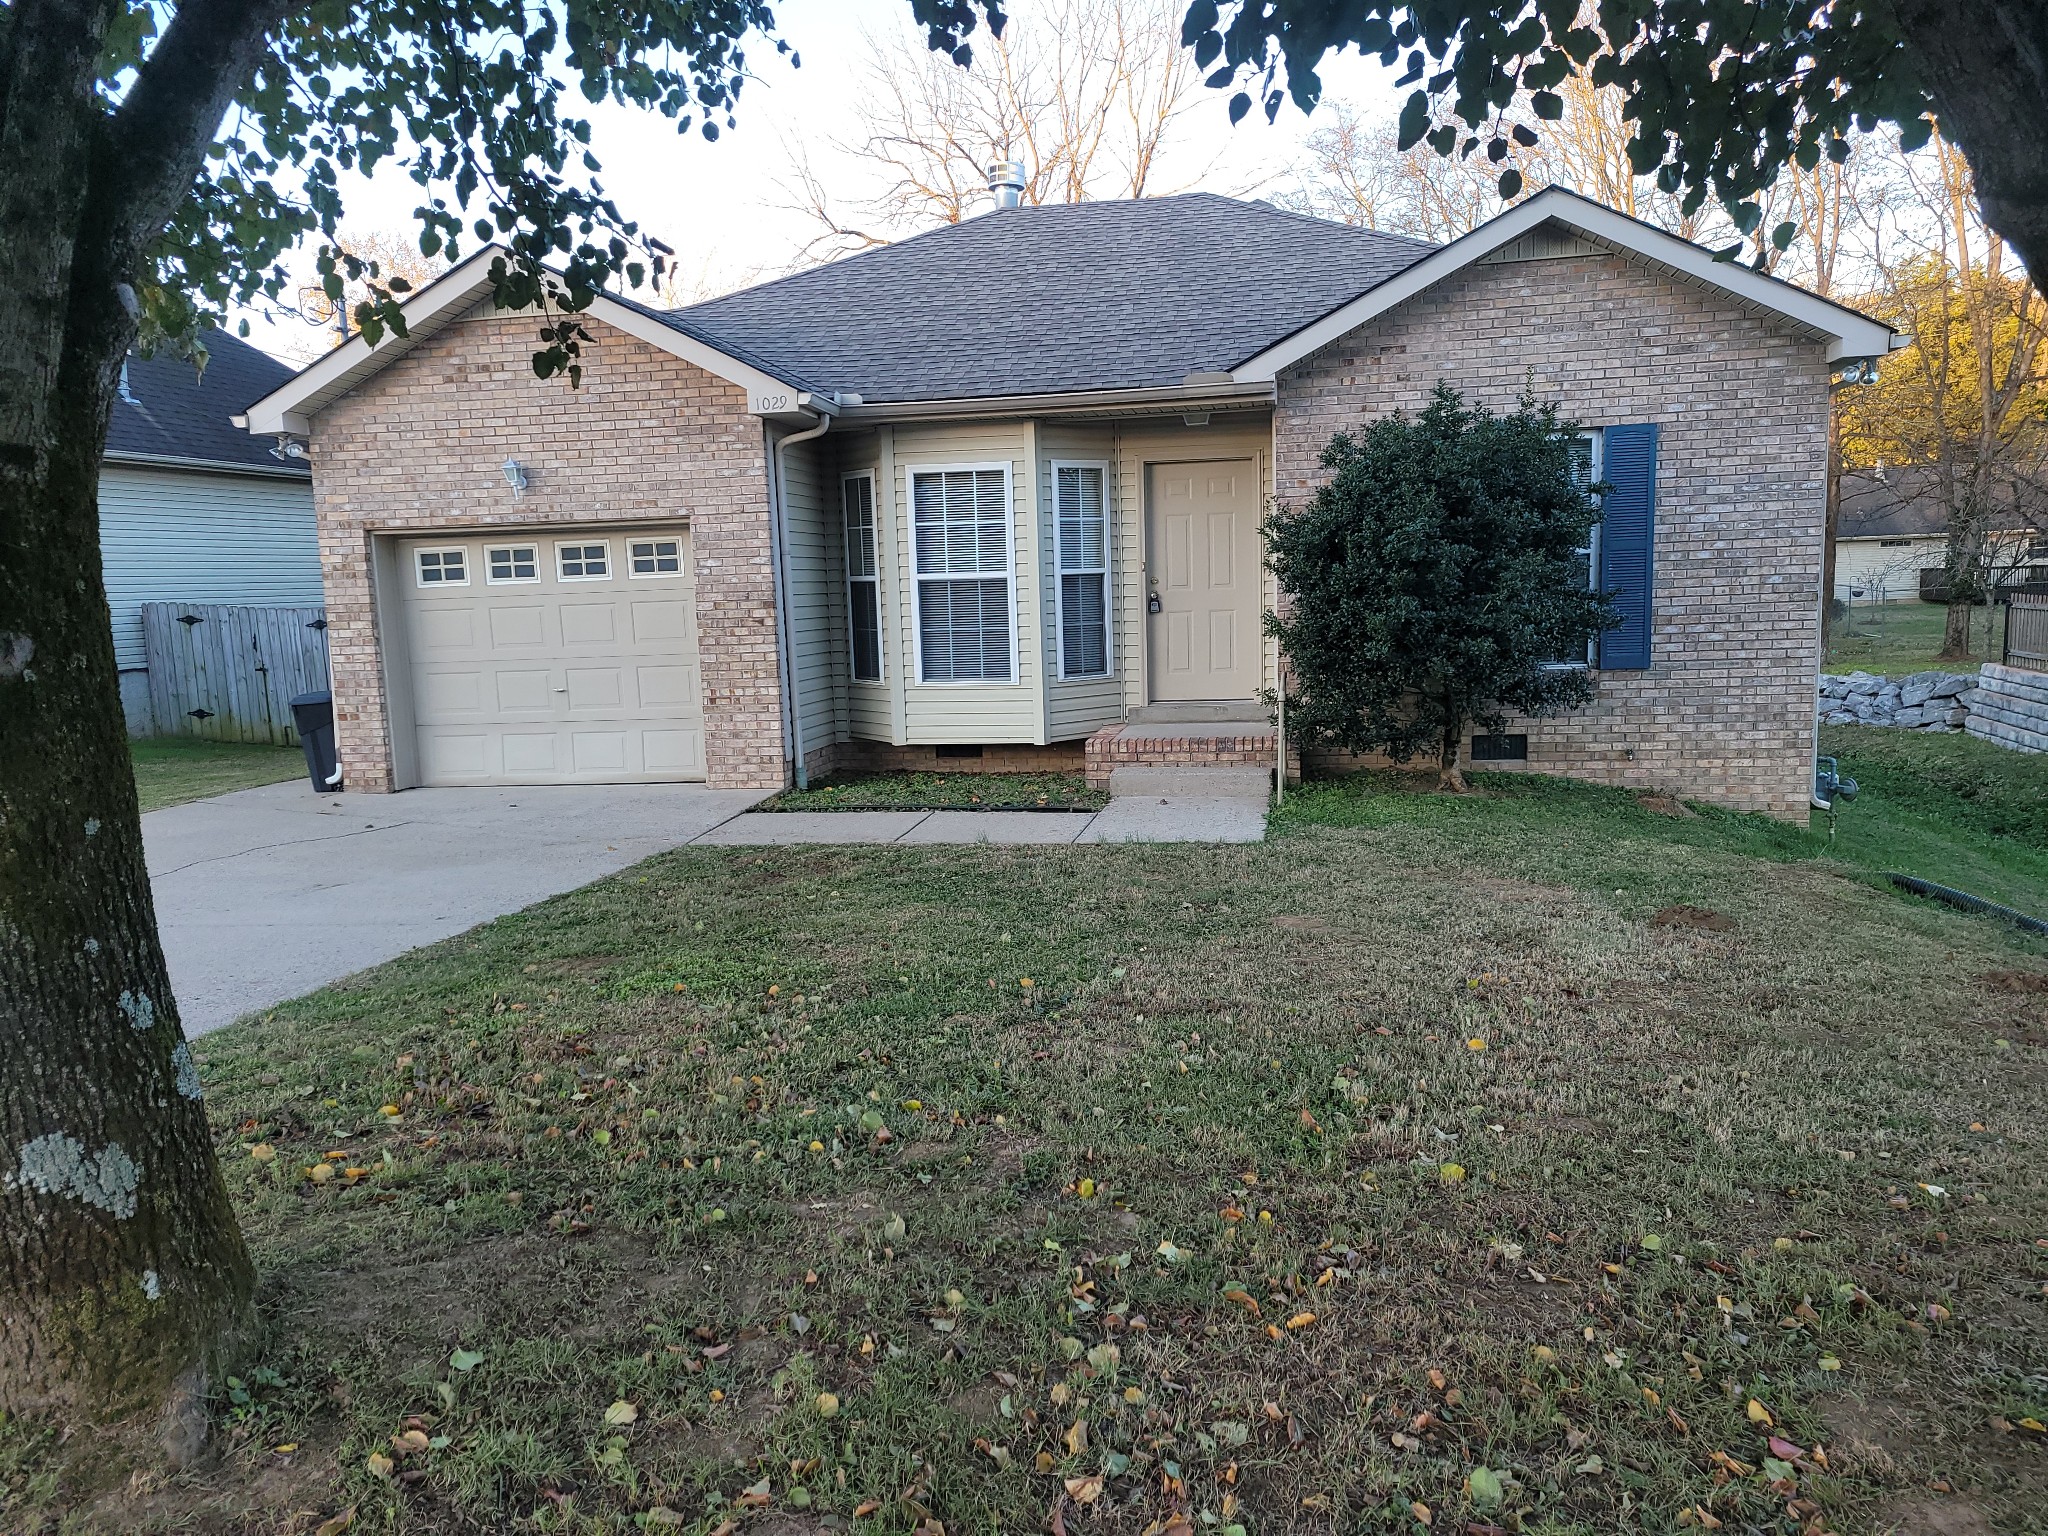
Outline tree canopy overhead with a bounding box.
[71,0,1010,375]
[1180,1,2048,287]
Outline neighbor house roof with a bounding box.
[1839,468,2045,540]
[109,329,308,476]
[667,194,1437,404]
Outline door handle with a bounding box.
[1147,592,1163,614]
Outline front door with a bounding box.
[1145,459,1262,701]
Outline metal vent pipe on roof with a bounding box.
[986,160,1025,211]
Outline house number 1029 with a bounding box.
[756,393,790,413]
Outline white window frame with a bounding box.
[626,535,686,580]
[484,542,540,586]
[555,538,612,582]
[906,461,1019,687]
[413,545,470,588]
[842,471,883,684]
[1548,428,1603,671]
[1050,459,1113,680]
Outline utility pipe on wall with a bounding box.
[767,412,832,791]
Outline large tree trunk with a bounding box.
[1889,1,2048,288]
[1,0,257,1453]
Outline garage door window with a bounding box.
[486,544,539,584]
[415,547,468,586]
[557,541,610,580]
[629,537,683,577]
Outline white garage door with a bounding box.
[398,526,705,785]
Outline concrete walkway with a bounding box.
[690,796,1268,847]
[147,779,767,1036]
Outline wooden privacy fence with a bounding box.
[141,602,331,744]
[2005,589,2048,675]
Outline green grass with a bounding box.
[767,770,1107,813]
[1819,724,2048,915]
[130,735,305,811]
[16,745,2048,1535]
[1825,598,2006,677]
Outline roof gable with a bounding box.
[238,247,814,437]
[1232,187,1897,379]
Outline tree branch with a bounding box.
[94,0,298,259]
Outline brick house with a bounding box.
[239,183,1895,820]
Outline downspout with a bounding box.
[768,412,832,790]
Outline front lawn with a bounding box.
[131,735,305,812]
[15,756,2047,1535]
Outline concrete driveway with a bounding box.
[147,779,767,1037]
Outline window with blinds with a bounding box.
[842,473,882,682]
[911,467,1013,682]
[1552,429,1603,668]
[1054,463,1111,678]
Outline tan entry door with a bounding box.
[1146,460,1262,701]
[397,526,705,785]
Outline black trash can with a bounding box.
[290,689,341,793]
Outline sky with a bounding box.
[238,0,1408,361]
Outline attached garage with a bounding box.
[389,524,705,786]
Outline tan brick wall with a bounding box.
[1274,251,1829,820]
[308,306,786,792]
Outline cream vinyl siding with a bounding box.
[1111,415,1275,712]
[98,464,320,671]
[778,431,850,753]
[1037,422,1123,741]
[889,420,1042,744]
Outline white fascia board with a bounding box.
[582,296,813,416]
[240,245,813,439]
[1233,187,1898,381]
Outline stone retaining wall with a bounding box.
[1965,664,2048,754]
[1819,671,1976,732]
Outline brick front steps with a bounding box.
[1084,722,1296,791]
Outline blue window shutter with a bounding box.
[1598,422,1657,670]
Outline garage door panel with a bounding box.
[493,670,554,712]
[643,729,704,776]
[564,667,623,711]
[501,734,558,775]
[397,525,704,786]
[421,732,490,779]
[416,608,478,650]
[630,598,693,643]
[570,731,629,773]
[489,606,549,648]
[415,668,483,717]
[560,603,617,646]
[636,664,696,710]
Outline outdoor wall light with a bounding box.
[502,459,529,499]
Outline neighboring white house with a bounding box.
[103,332,320,734]
[1835,467,2044,602]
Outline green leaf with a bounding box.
[1469,1465,1506,1508]
[449,1349,484,1373]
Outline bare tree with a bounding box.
[1839,130,2048,659]
[284,231,448,358]
[1280,56,1746,249]
[785,0,1207,259]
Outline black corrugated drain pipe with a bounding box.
[1886,873,2048,937]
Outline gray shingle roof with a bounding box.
[107,329,307,475]
[665,194,1435,404]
